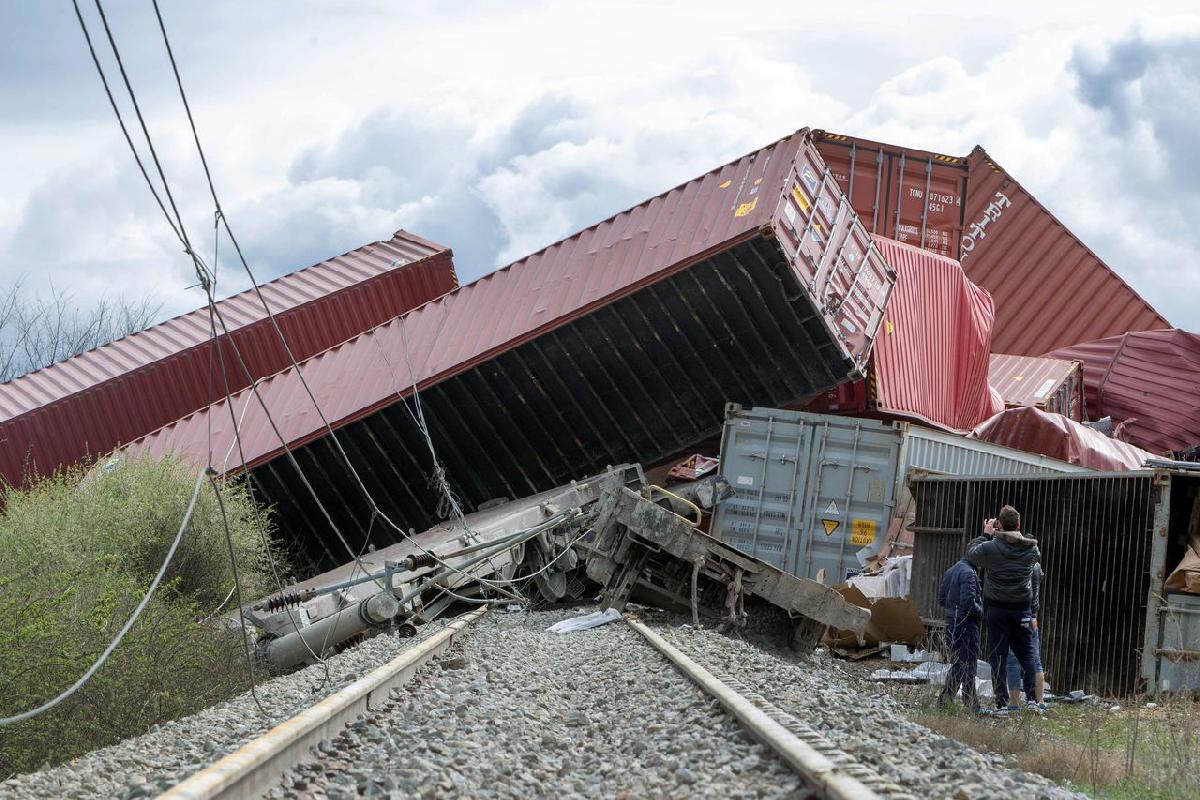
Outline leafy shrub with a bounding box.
[0,456,288,775]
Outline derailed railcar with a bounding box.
[126,130,896,569]
[909,470,1200,696]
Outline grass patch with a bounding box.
[914,696,1200,799]
[0,457,289,776]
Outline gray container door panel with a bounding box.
[716,413,812,569]
[795,420,901,582]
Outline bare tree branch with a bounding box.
[0,280,164,383]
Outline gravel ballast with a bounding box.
[0,621,449,800]
[6,605,1093,800]
[277,607,805,799]
[648,610,1087,800]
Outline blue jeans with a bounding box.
[1006,627,1042,696]
[984,604,1038,708]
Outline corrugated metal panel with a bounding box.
[813,131,968,259]
[123,131,897,567]
[962,148,1169,355]
[870,237,1002,432]
[910,471,1163,695]
[1047,329,1200,455]
[709,407,1087,584]
[902,424,1091,477]
[970,406,1157,471]
[988,353,1084,420]
[0,231,456,487]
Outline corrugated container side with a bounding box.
[1047,329,1200,455]
[709,407,1088,584]
[962,148,1169,355]
[0,233,455,487]
[868,237,1002,432]
[909,471,1177,696]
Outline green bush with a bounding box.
[0,456,289,775]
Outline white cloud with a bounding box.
[1,2,1198,335]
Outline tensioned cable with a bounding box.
[0,468,206,727]
[148,0,512,595]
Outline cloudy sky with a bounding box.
[2,1,1198,335]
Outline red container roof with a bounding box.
[1047,329,1200,455]
[126,132,836,471]
[866,236,1002,432]
[971,406,1156,472]
[0,230,456,484]
[988,353,1081,409]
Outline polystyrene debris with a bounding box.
[547,607,621,634]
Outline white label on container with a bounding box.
[1035,378,1057,398]
[783,201,797,226]
[737,475,754,487]
[825,500,839,516]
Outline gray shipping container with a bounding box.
[709,405,1090,584]
[1156,593,1200,693]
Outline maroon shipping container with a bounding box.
[1047,329,1200,455]
[812,131,968,259]
[812,131,1170,356]
[0,231,456,487]
[124,130,897,566]
[971,406,1156,472]
[988,353,1084,421]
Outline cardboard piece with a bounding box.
[823,584,925,647]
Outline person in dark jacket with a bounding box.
[968,505,1045,713]
[937,548,982,710]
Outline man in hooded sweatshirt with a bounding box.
[967,505,1045,713]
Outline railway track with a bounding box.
[159,607,917,800]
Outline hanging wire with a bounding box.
[0,469,207,727]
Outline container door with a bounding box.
[792,420,902,583]
[1155,593,1200,692]
[711,411,816,572]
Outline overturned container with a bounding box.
[708,405,1089,585]
[126,131,897,570]
[908,469,1200,696]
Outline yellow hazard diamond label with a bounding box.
[821,518,839,536]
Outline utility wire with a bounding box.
[207,470,266,713]
[148,0,508,596]
[0,469,206,727]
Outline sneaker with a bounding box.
[1024,700,1047,715]
[978,707,1009,718]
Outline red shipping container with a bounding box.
[988,353,1085,421]
[805,236,1002,433]
[812,131,1169,356]
[0,231,456,487]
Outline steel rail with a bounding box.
[158,607,489,800]
[624,615,885,800]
